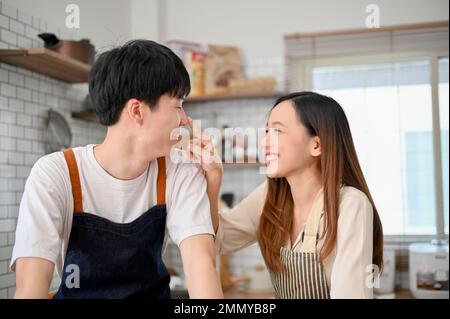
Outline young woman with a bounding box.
[190,91,383,299]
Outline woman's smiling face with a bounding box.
[263,100,321,178]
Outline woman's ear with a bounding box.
[310,136,322,157]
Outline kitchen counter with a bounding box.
[224,287,274,299]
[223,288,414,299]
[394,290,415,299]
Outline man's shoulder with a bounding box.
[165,152,204,181]
[30,145,91,182]
[33,150,65,175]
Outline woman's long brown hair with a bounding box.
[258,92,383,273]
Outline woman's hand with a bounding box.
[186,117,223,176]
[187,117,222,233]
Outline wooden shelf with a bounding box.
[70,91,285,123]
[0,48,90,83]
[223,162,262,168]
[72,112,266,169]
[185,92,284,103]
[71,111,98,123]
[285,21,449,40]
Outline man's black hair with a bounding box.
[88,40,191,126]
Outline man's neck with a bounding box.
[93,128,159,180]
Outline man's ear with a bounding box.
[310,136,322,157]
[125,99,145,126]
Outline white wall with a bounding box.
[1,1,107,297]
[2,0,132,52]
[160,0,449,61]
[130,0,159,42]
[4,0,448,62]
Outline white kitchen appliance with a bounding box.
[374,249,396,297]
[409,240,449,299]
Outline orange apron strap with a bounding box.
[156,157,166,206]
[63,148,83,214]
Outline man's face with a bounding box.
[140,93,188,158]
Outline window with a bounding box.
[439,57,449,234]
[312,57,447,235]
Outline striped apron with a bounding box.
[270,191,330,299]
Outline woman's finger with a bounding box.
[188,117,211,146]
[188,138,202,159]
[186,117,222,168]
[187,117,201,139]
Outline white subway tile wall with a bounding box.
[0,1,106,298]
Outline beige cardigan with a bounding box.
[215,182,374,299]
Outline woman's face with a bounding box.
[263,101,321,178]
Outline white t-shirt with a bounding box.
[10,144,214,277]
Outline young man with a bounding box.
[11,40,223,299]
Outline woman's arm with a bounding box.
[214,182,267,254]
[330,188,374,299]
[186,117,222,233]
[190,136,267,254]
[186,117,267,254]
[204,166,266,254]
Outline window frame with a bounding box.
[289,51,449,242]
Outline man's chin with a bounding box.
[160,145,174,156]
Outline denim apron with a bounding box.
[53,148,171,299]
